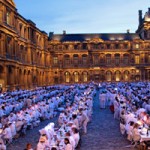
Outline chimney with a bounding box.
[139,10,142,25]
[127,29,130,34]
[48,32,54,40]
[63,30,66,35]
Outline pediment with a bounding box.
[89,38,104,43]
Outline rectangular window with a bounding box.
[106,57,111,65]
[53,57,58,65]
[0,11,3,23]
[94,55,99,66]
[6,11,10,25]
[115,57,120,65]
[135,55,140,64]
[65,59,70,65]
[124,57,129,65]
[148,55,150,63]
[135,44,139,49]
[82,57,87,65]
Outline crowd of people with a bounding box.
[0,81,150,150]
[37,84,96,150]
[98,82,150,149]
[0,85,73,149]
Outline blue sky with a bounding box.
[14,0,149,34]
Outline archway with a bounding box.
[65,72,70,83]
[115,71,121,82]
[106,71,112,82]
[73,72,79,83]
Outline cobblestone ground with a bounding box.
[7,90,137,150]
[78,91,137,150]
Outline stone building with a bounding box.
[0,0,150,91]
[0,0,51,91]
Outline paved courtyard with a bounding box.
[8,90,136,150]
[78,91,135,150]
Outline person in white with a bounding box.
[72,127,80,148]
[99,92,106,109]
[2,124,12,144]
[64,138,73,150]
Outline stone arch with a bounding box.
[115,70,121,82]
[64,71,70,83]
[124,70,130,82]
[82,71,88,82]
[73,71,79,83]
[7,65,14,85]
[27,70,32,88]
[0,65,4,88]
[106,71,112,82]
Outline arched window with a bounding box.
[65,72,70,83]
[115,71,121,81]
[124,70,129,81]
[74,72,79,82]
[83,72,88,82]
[106,71,112,82]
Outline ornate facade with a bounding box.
[0,0,51,91]
[0,0,150,91]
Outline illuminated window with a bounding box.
[148,55,150,63]
[53,56,58,65]
[106,71,112,82]
[0,11,2,23]
[124,71,129,81]
[115,71,121,81]
[74,72,79,82]
[135,55,140,64]
[135,44,139,49]
[65,72,70,83]
[6,11,10,25]
[83,72,88,82]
